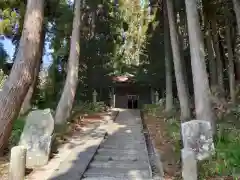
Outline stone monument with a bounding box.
[19,109,54,168]
[181,120,215,161]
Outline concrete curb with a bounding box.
[137,110,153,179]
[141,111,164,179]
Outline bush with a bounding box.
[9,117,25,147]
[73,101,107,114]
[199,123,240,178]
[142,103,162,115]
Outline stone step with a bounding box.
[95,151,148,159]
[99,143,146,150]
[83,168,151,179]
[107,134,144,140]
[114,127,142,132]
[107,133,144,138]
[82,177,153,180]
[114,123,142,127]
[97,148,144,155]
[105,138,144,143]
[93,153,148,161]
[89,160,150,169]
[112,131,143,135]
[102,140,146,147]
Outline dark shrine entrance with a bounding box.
[111,75,151,109]
[127,95,139,109]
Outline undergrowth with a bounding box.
[143,102,240,179]
[9,116,25,147]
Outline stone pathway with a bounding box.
[26,111,117,180]
[81,109,153,180]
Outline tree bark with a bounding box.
[55,0,81,126]
[166,0,191,121]
[185,0,216,131]
[177,11,191,103]
[225,20,236,104]
[233,0,240,80]
[211,20,224,93]
[233,0,240,30]
[20,29,45,115]
[205,22,217,88]
[163,2,173,112]
[0,0,44,153]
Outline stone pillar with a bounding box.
[154,91,159,104]
[92,90,97,103]
[181,148,197,180]
[9,146,27,180]
[113,94,116,108]
[151,88,154,104]
[109,92,116,108]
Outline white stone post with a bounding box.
[151,88,154,104]
[93,90,97,103]
[181,148,197,180]
[9,146,27,180]
[112,94,116,108]
[154,91,159,104]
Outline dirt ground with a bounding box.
[0,111,109,180]
[143,113,182,180]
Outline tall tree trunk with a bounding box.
[211,19,225,93]
[166,0,191,121]
[225,20,236,104]
[233,0,240,80]
[185,0,216,131]
[55,0,81,126]
[233,0,240,29]
[163,2,173,112]
[0,0,44,153]
[205,22,217,88]
[177,11,191,102]
[20,29,45,115]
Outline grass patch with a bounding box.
[165,117,181,155]
[198,113,240,179]
[9,116,25,147]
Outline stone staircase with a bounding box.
[81,109,153,180]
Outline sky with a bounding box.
[1,38,15,60]
[1,37,52,69]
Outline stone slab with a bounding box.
[19,109,54,168]
[90,160,150,169]
[93,153,149,161]
[84,169,151,179]
[181,120,215,160]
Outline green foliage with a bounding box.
[142,103,162,115]
[0,0,25,38]
[9,116,25,147]
[0,69,8,89]
[73,101,107,114]
[199,110,240,179]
